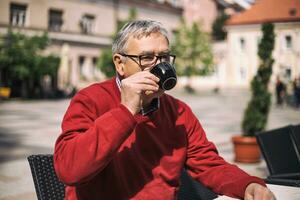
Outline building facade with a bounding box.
[225,0,300,87]
[0,0,182,90]
[175,0,249,32]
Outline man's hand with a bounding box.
[244,183,276,200]
[120,71,159,115]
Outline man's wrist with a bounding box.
[121,103,138,115]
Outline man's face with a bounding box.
[113,32,169,104]
[118,32,170,78]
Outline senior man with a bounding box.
[54,20,275,200]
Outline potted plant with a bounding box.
[232,23,275,163]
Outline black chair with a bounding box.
[256,125,300,176]
[256,125,300,187]
[27,154,217,200]
[178,170,217,200]
[291,124,300,153]
[27,154,65,200]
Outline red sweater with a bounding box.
[54,78,265,200]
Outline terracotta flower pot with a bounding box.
[232,135,261,163]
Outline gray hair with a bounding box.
[112,20,169,54]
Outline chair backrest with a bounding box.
[178,169,217,200]
[27,154,65,200]
[256,125,300,175]
[27,154,217,200]
[291,124,300,153]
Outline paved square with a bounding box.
[0,88,299,199]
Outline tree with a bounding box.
[98,8,137,78]
[0,31,60,98]
[241,23,275,136]
[212,12,229,41]
[171,19,214,92]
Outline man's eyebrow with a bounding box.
[139,51,154,55]
[139,50,170,55]
[158,50,171,54]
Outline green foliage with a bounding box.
[242,23,275,136]
[98,8,137,78]
[171,19,214,77]
[0,30,59,98]
[212,13,229,41]
[36,55,60,77]
[98,48,115,78]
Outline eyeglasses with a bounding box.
[120,53,176,69]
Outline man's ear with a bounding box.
[113,54,125,76]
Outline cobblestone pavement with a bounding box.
[0,88,299,200]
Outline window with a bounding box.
[280,66,292,81]
[240,38,246,51]
[170,0,181,7]
[49,9,63,31]
[92,57,98,75]
[10,3,27,27]
[240,67,246,80]
[285,35,293,49]
[79,56,85,76]
[285,68,292,81]
[80,15,95,34]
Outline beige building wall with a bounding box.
[0,0,116,34]
[182,0,218,32]
[0,0,182,90]
[117,2,181,36]
[226,22,300,88]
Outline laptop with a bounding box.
[256,125,300,187]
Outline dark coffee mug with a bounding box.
[150,62,177,90]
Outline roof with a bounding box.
[226,0,300,25]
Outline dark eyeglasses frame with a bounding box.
[120,53,176,69]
